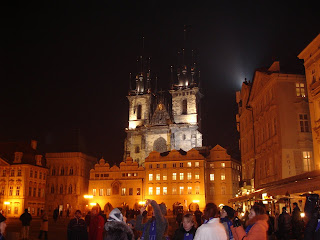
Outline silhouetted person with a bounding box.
[53,208,59,222]
[67,210,88,240]
[291,202,303,240]
[20,208,32,240]
[278,207,291,240]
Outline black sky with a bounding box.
[1,1,320,164]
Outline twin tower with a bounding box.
[124,46,203,165]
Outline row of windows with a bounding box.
[29,170,46,180]
[0,186,21,196]
[148,173,200,181]
[149,162,200,169]
[173,91,195,97]
[209,173,240,181]
[148,186,200,195]
[51,167,74,176]
[50,184,75,195]
[92,188,141,196]
[1,169,22,177]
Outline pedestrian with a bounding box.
[173,213,197,240]
[278,207,291,240]
[38,210,48,240]
[104,208,134,240]
[135,199,168,240]
[231,204,269,240]
[67,209,70,218]
[88,206,104,240]
[67,210,88,240]
[53,208,59,222]
[266,211,275,240]
[20,208,32,240]
[0,213,6,240]
[291,202,303,240]
[220,205,235,240]
[194,209,203,227]
[194,203,227,240]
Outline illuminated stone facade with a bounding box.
[45,152,96,214]
[236,61,313,190]
[88,157,145,211]
[88,146,240,211]
[125,56,202,166]
[298,34,320,170]
[0,141,48,217]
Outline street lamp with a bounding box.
[84,195,93,199]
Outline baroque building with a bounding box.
[298,34,320,171]
[236,61,313,191]
[124,51,203,166]
[87,146,241,211]
[0,140,48,217]
[45,152,96,214]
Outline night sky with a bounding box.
[1,1,320,164]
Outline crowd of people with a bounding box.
[0,199,319,240]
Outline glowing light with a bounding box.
[90,203,97,206]
[139,201,146,205]
[4,202,10,205]
[301,212,305,218]
[262,193,267,199]
[192,200,200,203]
[241,212,245,217]
[246,192,249,195]
[84,195,93,199]
[236,194,238,197]
[263,201,268,204]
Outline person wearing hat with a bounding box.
[135,199,168,240]
[220,206,235,240]
[104,208,134,240]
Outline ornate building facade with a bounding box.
[298,34,320,171]
[236,61,313,191]
[88,146,241,211]
[0,140,48,217]
[45,152,96,214]
[124,52,202,166]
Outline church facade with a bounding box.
[124,54,203,166]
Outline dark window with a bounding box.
[95,174,99,178]
[135,146,140,153]
[163,164,167,168]
[137,105,142,119]
[156,164,160,168]
[137,188,141,195]
[182,99,187,115]
[129,188,133,195]
[60,185,63,194]
[51,185,55,194]
[180,163,184,167]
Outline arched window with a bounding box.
[51,184,55,194]
[60,167,64,176]
[60,185,63,194]
[112,182,119,195]
[69,168,73,175]
[52,168,56,176]
[137,105,142,119]
[68,184,72,194]
[182,99,187,115]
[135,146,140,153]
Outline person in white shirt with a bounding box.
[194,203,227,240]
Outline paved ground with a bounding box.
[4,216,178,240]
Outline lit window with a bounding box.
[121,188,126,196]
[238,175,241,181]
[195,174,199,180]
[180,173,184,180]
[299,114,309,132]
[106,189,111,196]
[188,186,192,194]
[149,174,153,181]
[149,187,153,195]
[187,173,192,180]
[210,174,214,181]
[99,189,104,196]
[221,162,225,168]
[16,186,20,196]
[172,187,177,194]
[221,173,226,180]
[156,174,160,180]
[172,173,177,180]
[180,163,184,167]
[92,189,96,196]
[137,188,141,195]
[210,163,214,168]
[163,187,167,195]
[195,186,200,194]
[296,83,306,97]
[303,151,312,171]
[156,187,160,195]
[195,162,199,167]
[163,175,167,180]
[180,186,184,194]
[187,162,191,167]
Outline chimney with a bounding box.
[31,140,37,150]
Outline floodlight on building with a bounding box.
[84,195,93,199]
[90,203,97,206]
[192,200,200,203]
[139,201,146,205]
[4,202,10,205]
